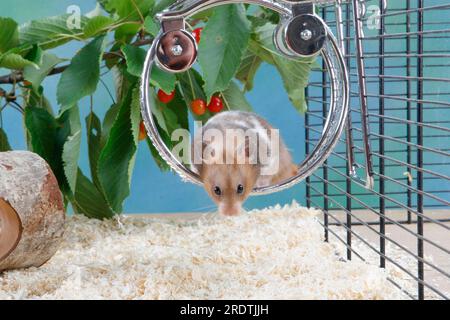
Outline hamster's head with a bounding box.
[200,163,259,216]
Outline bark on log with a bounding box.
[0,151,65,271]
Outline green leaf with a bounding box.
[236,49,262,92]
[130,88,142,144]
[19,14,89,50]
[61,107,82,193]
[111,63,138,102]
[73,170,115,219]
[198,4,251,101]
[24,51,64,90]
[98,0,113,12]
[247,37,274,64]
[111,66,125,101]
[25,45,43,65]
[25,105,84,196]
[190,9,214,21]
[57,36,107,112]
[0,128,12,152]
[114,23,140,44]
[57,105,82,143]
[165,89,189,132]
[84,16,115,38]
[25,107,58,169]
[221,81,253,112]
[274,55,310,112]
[86,112,103,189]
[86,3,104,18]
[150,93,168,132]
[247,8,280,27]
[143,16,159,36]
[177,69,210,123]
[121,44,145,77]
[62,131,81,192]
[177,69,205,105]
[103,0,155,21]
[153,0,178,14]
[0,18,19,53]
[102,103,121,145]
[151,67,177,94]
[153,89,188,137]
[122,44,176,93]
[146,131,171,171]
[145,102,175,172]
[22,87,54,115]
[24,106,68,194]
[24,103,113,218]
[97,86,139,213]
[253,23,315,113]
[147,89,189,169]
[0,53,38,70]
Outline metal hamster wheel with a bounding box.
[140,0,350,195]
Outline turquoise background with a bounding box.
[0,0,305,213]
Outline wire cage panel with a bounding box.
[305,0,450,300]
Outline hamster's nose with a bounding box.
[218,203,243,217]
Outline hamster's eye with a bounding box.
[214,186,222,196]
[237,184,244,194]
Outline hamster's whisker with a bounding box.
[190,205,217,212]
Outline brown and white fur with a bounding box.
[191,111,297,216]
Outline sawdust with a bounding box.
[0,202,409,300]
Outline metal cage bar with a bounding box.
[305,0,450,300]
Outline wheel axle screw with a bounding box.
[171,44,183,56]
[300,29,313,41]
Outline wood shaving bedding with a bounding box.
[329,226,444,300]
[0,202,408,300]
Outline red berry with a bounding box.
[191,99,207,115]
[139,121,147,141]
[207,96,224,113]
[157,89,175,104]
[192,28,203,44]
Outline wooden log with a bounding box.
[0,151,65,271]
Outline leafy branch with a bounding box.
[0,1,315,219]
[0,38,152,85]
